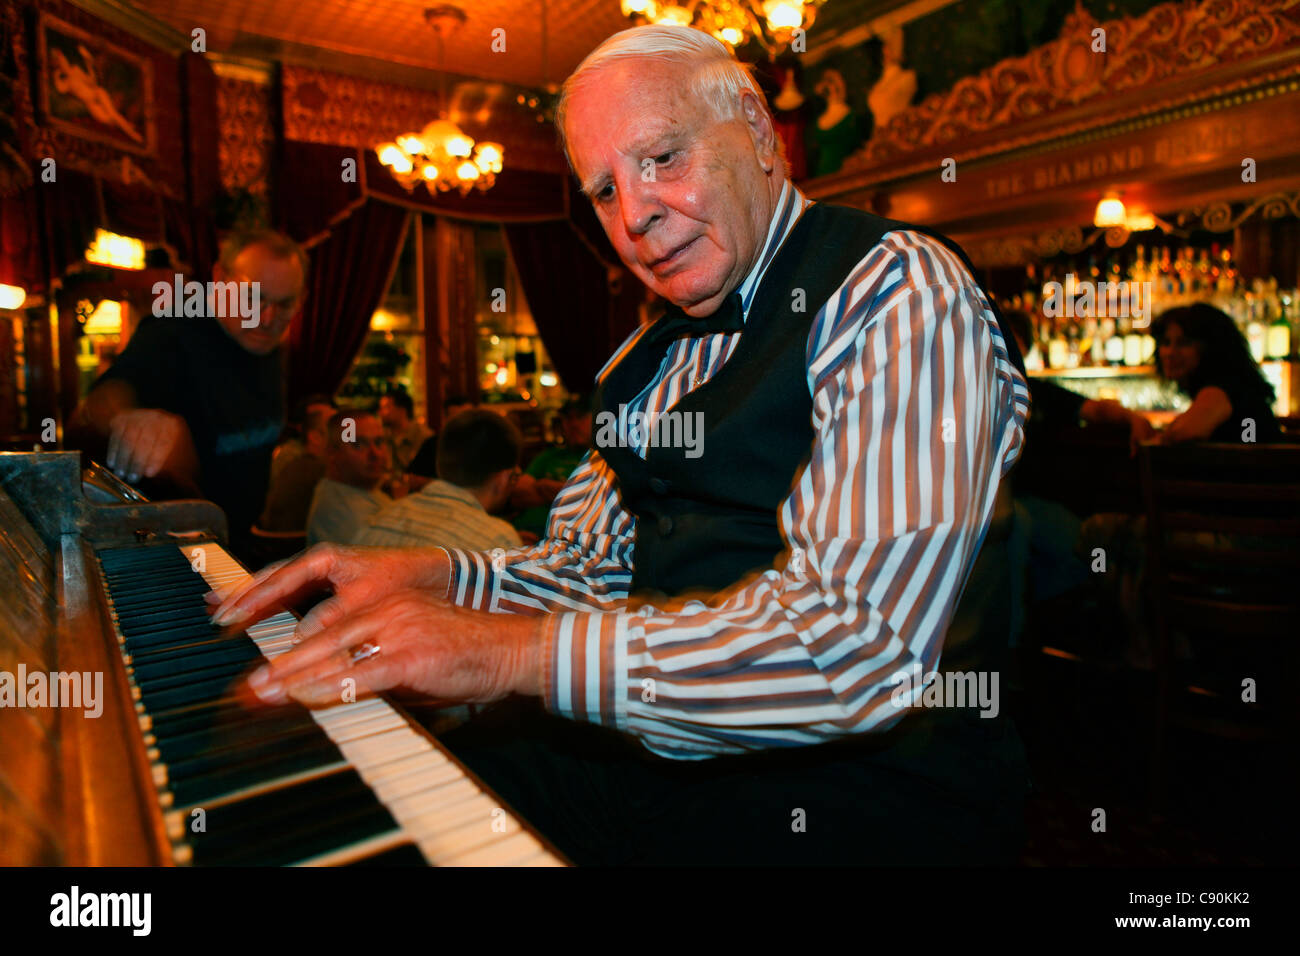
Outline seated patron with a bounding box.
[513,395,591,539]
[271,393,336,484]
[1078,304,1283,667]
[1152,304,1281,444]
[380,390,433,473]
[305,410,391,546]
[357,409,523,551]
[259,401,333,532]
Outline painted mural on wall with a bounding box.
[37,12,155,156]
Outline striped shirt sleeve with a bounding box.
[443,448,638,614]
[540,230,1029,758]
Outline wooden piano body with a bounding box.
[0,451,564,866]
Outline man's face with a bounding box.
[378,396,406,429]
[565,60,781,317]
[213,242,305,355]
[329,415,389,489]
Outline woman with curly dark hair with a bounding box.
[1152,303,1281,443]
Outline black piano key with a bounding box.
[187,770,381,858]
[153,710,318,763]
[162,723,331,782]
[138,673,244,711]
[97,541,420,867]
[132,657,255,693]
[147,701,265,740]
[195,800,401,867]
[168,740,346,808]
[130,638,260,674]
[117,608,217,633]
[122,623,225,651]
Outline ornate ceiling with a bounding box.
[122,0,940,89]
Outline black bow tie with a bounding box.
[644,291,745,348]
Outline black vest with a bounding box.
[592,201,1023,604]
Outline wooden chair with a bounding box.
[1139,442,1300,810]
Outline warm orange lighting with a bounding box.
[83,299,123,335]
[1094,194,1127,229]
[0,283,26,310]
[85,229,145,270]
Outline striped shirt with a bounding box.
[358,479,522,551]
[442,181,1029,759]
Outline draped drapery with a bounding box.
[503,179,644,395]
[275,141,642,410]
[286,202,411,404]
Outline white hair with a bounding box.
[555,25,768,169]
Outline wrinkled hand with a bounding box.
[1128,413,1156,457]
[244,589,545,707]
[106,408,194,484]
[207,543,451,637]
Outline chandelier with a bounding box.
[375,6,503,196]
[620,1,825,54]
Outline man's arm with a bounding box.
[71,378,200,489]
[443,449,637,614]
[535,234,1029,758]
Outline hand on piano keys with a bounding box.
[100,540,564,865]
[241,589,546,708]
[209,544,545,709]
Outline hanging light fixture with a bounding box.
[1093,192,1127,228]
[620,1,825,54]
[375,6,504,196]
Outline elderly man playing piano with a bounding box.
[215,25,1030,865]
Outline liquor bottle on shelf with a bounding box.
[1217,246,1237,295]
[1123,313,1144,367]
[1048,317,1068,370]
[1082,315,1101,366]
[1195,248,1212,296]
[1159,247,1175,297]
[1267,295,1291,360]
[1140,328,1157,365]
[1131,245,1147,284]
[1104,315,1126,365]
[1245,287,1268,364]
[1023,262,1039,314]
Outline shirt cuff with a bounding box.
[540,610,630,732]
[444,548,496,610]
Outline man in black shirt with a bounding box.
[72,230,308,554]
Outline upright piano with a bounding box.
[0,451,564,866]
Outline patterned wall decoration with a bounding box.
[282,64,444,151]
[215,71,273,198]
[281,64,565,174]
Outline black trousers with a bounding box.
[437,699,1029,866]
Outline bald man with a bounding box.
[216,26,1029,865]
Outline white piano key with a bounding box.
[450,830,548,867]
[182,541,564,867]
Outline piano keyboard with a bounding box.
[95,540,564,867]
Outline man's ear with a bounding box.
[739,89,778,173]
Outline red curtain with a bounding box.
[504,185,643,394]
[286,201,411,405]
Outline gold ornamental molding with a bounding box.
[964,191,1300,267]
[836,0,1300,177]
[1177,190,1300,232]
